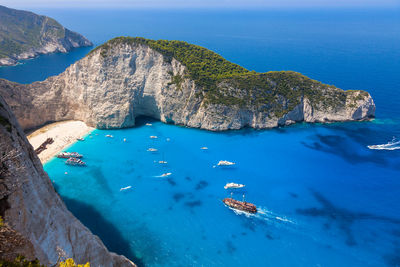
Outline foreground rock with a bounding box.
[0,5,92,66]
[0,37,375,131]
[0,96,135,266]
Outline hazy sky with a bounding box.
[1,0,399,8]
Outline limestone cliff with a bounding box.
[0,96,135,266]
[0,37,375,131]
[0,5,92,66]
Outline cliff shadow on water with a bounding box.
[133,116,159,128]
[59,195,145,267]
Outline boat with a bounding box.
[160,173,172,177]
[57,152,83,158]
[65,157,86,166]
[147,148,158,152]
[200,147,208,150]
[150,136,158,139]
[120,186,132,191]
[105,134,114,138]
[224,182,245,189]
[146,123,152,126]
[223,195,257,214]
[367,137,400,150]
[159,161,168,164]
[77,138,84,141]
[217,160,235,166]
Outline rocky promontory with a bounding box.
[0,5,92,66]
[0,37,375,131]
[0,96,134,266]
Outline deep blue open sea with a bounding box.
[1,8,400,266]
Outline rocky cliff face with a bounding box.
[0,38,375,131]
[0,5,92,66]
[0,96,135,266]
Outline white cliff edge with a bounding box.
[0,40,375,131]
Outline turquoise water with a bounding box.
[44,120,400,266]
[1,8,400,267]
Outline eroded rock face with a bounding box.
[0,42,375,131]
[0,96,135,266]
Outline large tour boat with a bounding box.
[57,152,83,158]
[223,195,257,214]
[65,157,86,166]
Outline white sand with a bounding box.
[28,120,94,163]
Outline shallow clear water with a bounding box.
[1,8,399,267]
[44,120,400,266]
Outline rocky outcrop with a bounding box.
[0,38,375,131]
[0,96,135,266]
[0,5,92,66]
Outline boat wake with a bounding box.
[228,205,296,226]
[367,137,400,150]
[154,172,172,178]
[257,207,296,225]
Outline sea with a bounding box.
[1,8,400,267]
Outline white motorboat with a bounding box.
[217,160,235,166]
[147,148,158,152]
[224,182,245,189]
[150,136,158,139]
[120,186,132,191]
[367,137,400,150]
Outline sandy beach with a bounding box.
[27,120,94,163]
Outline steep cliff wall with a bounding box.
[0,96,135,266]
[0,37,375,131]
[0,5,92,66]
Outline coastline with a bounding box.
[27,120,94,164]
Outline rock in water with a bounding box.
[0,37,375,131]
[0,96,135,266]
[0,5,92,66]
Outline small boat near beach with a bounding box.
[77,138,84,141]
[224,183,245,189]
[120,186,132,191]
[105,134,114,138]
[217,160,235,166]
[65,157,86,166]
[146,123,152,126]
[147,148,158,152]
[223,195,257,214]
[57,152,83,158]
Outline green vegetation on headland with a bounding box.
[0,5,64,59]
[92,37,369,116]
[0,5,92,63]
